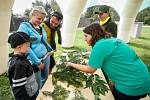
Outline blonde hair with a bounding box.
[29,6,47,18]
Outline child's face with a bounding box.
[19,42,30,54]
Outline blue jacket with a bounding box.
[17,22,52,65]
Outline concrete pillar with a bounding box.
[61,0,88,47]
[0,0,15,74]
[117,0,143,43]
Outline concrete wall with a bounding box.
[0,0,15,74]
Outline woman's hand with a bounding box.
[42,51,55,60]
[65,62,74,67]
[38,63,45,70]
[48,50,55,56]
[108,80,114,91]
[65,62,96,73]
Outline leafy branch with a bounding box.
[52,50,109,99]
[42,85,70,100]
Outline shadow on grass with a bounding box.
[141,56,150,71]
[128,43,150,51]
[128,42,150,72]
[139,37,150,41]
[62,46,90,51]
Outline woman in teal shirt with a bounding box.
[65,23,150,100]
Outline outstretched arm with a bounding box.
[65,62,97,73]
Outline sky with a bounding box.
[12,0,46,14]
[12,0,89,14]
[12,0,150,15]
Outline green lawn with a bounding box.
[0,73,14,100]
[0,26,150,99]
[129,26,150,71]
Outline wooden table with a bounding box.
[36,67,115,100]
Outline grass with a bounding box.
[54,28,91,60]
[0,26,150,99]
[0,73,14,100]
[129,26,150,71]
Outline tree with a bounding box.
[136,7,150,25]
[23,0,54,18]
[32,0,45,7]
[49,0,61,12]
[84,6,95,18]
[24,8,31,21]
[45,0,52,16]
[144,17,150,25]
[83,5,119,23]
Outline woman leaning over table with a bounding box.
[65,23,150,100]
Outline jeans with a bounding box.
[49,54,55,69]
[112,86,147,100]
[41,56,50,88]
[34,55,50,97]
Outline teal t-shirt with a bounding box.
[88,38,150,96]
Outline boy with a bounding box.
[7,32,38,100]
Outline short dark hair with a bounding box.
[83,23,112,45]
[52,11,63,20]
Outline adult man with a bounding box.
[95,5,117,37]
[41,11,63,73]
[95,5,118,88]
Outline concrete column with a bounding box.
[61,0,87,47]
[117,0,143,43]
[0,0,15,74]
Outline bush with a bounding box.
[144,17,150,25]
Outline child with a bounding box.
[7,32,38,100]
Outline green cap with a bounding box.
[94,5,109,14]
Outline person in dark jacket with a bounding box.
[95,5,118,86]
[41,11,63,73]
[65,23,149,100]
[95,5,117,37]
[7,32,38,100]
